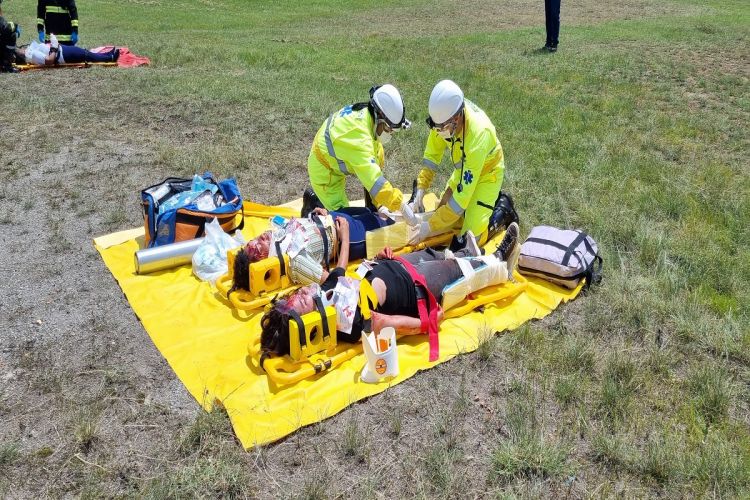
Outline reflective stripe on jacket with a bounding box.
[37,0,78,42]
[418,100,505,233]
[309,105,404,211]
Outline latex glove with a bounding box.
[71,31,78,45]
[14,25,21,39]
[408,188,425,213]
[378,205,393,219]
[38,30,45,43]
[408,221,431,245]
[50,34,59,49]
[400,202,419,227]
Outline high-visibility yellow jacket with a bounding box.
[417,100,504,233]
[308,105,404,211]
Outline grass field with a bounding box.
[1,0,748,497]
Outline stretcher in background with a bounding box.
[13,61,117,71]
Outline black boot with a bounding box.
[301,187,323,218]
[486,191,519,241]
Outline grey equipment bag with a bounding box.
[518,226,603,289]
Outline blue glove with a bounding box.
[38,30,45,43]
[71,31,78,44]
[14,25,21,39]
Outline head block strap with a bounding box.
[275,240,286,277]
[314,295,330,339]
[288,310,306,348]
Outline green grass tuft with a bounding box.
[491,436,572,484]
[687,365,734,428]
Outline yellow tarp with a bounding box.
[94,200,581,448]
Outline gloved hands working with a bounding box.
[408,221,431,245]
[408,188,425,213]
[71,31,78,44]
[400,201,420,226]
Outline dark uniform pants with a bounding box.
[544,0,561,47]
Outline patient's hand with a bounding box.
[375,247,394,260]
[311,207,329,216]
[371,311,386,336]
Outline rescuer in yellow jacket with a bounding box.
[407,80,506,245]
[307,84,412,213]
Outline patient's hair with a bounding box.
[260,299,293,357]
[228,233,273,294]
[228,248,250,294]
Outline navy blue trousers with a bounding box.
[330,207,394,260]
[544,0,561,47]
[63,45,116,63]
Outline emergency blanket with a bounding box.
[90,46,150,68]
[94,200,582,448]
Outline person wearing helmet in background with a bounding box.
[406,80,516,247]
[304,84,412,217]
[0,0,20,73]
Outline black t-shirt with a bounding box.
[366,260,418,316]
[320,262,417,343]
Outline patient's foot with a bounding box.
[494,222,519,269]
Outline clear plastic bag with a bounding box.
[192,218,245,284]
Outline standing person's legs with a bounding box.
[544,0,553,47]
[549,0,561,48]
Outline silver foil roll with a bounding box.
[134,238,206,275]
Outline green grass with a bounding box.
[1,0,748,497]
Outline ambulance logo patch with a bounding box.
[463,170,474,185]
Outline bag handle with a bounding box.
[583,255,603,290]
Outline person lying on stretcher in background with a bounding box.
[258,222,521,358]
[229,206,395,293]
[15,34,118,66]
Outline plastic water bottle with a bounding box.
[270,215,287,241]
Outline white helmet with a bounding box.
[428,80,464,125]
[370,84,410,129]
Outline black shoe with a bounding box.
[301,187,322,218]
[494,222,519,262]
[486,191,520,241]
[544,44,558,53]
[112,48,120,61]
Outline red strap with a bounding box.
[394,256,441,361]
